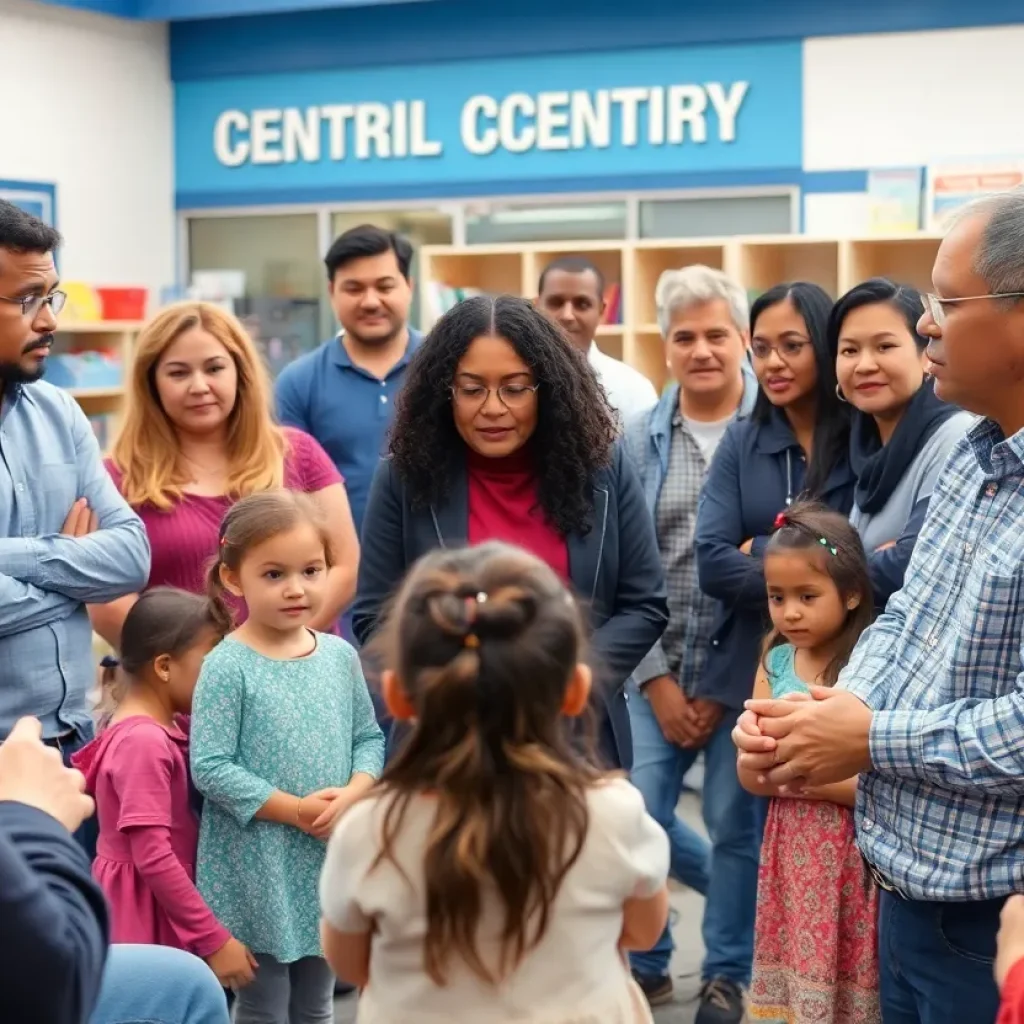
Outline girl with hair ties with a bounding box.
[321,541,670,1023]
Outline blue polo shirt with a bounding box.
[275,330,422,534]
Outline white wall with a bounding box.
[802,25,1024,234]
[804,25,1024,171]
[0,0,173,306]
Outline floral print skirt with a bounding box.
[749,797,880,1024]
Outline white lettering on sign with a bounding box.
[212,83,749,167]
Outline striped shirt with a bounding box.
[842,417,1024,900]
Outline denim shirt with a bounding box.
[0,381,150,738]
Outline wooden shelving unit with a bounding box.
[52,321,144,446]
[420,234,944,392]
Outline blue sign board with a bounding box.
[175,41,802,207]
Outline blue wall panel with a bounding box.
[171,0,1024,80]
[175,41,802,206]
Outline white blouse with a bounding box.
[320,776,669,1023]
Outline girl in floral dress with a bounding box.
[738,502,880,1024]
[190,490,385,1024]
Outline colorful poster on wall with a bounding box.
[0,180,57,227]
[866,168,922,233]
[926,161,1024,231]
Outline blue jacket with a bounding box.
[352,441,669,770]
[694,407,856,709]
[623,365,759,514]
[0,803,109,1023]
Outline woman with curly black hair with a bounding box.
[352,295,668,769]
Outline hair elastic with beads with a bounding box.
[462,591,487,649]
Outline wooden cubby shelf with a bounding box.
[421,233,944,392]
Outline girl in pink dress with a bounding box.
[88,301,359,646]
[738,503,880,1024]
[74,586,257,993]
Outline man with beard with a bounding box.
[0,202,149,851]
[276,224,422,540]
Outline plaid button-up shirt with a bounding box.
[633,415,717,690]
[842,417,1024,900]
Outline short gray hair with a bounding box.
[654,264,749,337]
[956,185,1024,298]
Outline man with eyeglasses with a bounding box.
[734,186,1024,1023]
[0,201,149,853]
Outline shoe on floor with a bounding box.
[694,977,745,1024]
[631,971,673,1007]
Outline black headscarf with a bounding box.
[849,377,959,515]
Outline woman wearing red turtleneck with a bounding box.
[352,295,668,770]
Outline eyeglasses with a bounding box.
[0,290,67,318]
[750,339,811,361]
[922,291,1024,327]
[450,383,540,409]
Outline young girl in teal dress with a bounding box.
[190,489,385,1024]
[738,502,880,1024]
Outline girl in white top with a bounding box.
[319,541,670,1023]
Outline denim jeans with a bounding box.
[91,945,230,1024]
[878,890,1003,1024]
[627,685,760,985]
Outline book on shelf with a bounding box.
[601,282,622,325]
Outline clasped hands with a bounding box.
[732,686,874,789]
[646,677,724,749]
[297,784,362,840]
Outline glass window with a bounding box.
[188,214,322,377]
[328,208,453,334]
[465,201,628,244]
[639,195,794,239]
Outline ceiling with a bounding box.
[39,0,434,20]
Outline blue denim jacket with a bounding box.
[623,364,760,514]
[0,381,150,738]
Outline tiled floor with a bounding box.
[334,791,709,1023]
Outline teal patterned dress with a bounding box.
[190,633,385,962]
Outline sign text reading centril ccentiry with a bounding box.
[213,83,750,167]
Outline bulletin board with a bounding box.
[0,179,57,228]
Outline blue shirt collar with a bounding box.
[754,405,801,455]
[329,327,423,372]
[968,417,1024,478]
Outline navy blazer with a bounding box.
[694,408,855,710]
[352,441,669,769]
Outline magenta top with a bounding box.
[105,428,342,613]
[73,715,230,957]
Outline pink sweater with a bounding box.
[105,428,341,605]
[73,716,229,957]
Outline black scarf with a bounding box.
[849,378,958,515]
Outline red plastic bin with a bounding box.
[97,287,147,321]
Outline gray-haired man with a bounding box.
[625,266,758,1023]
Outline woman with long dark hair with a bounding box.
[695,282,855,718]
[829,278,973,607]
[352,295,668,770]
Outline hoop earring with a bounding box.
[835,384,849,403]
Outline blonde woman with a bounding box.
[89,302,359,647]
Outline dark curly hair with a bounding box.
[389,295,618,536]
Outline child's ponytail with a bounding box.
[205,533,235,634]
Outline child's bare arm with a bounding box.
[736,665,787,798]
[802,778,858,808]
[619,887,670,951]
